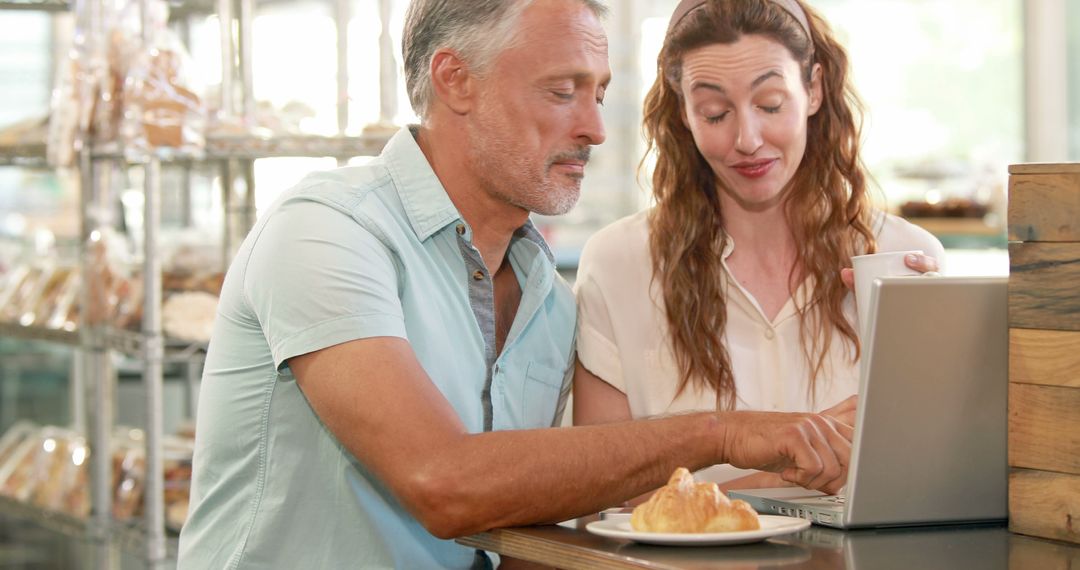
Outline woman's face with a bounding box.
[679,35,821,211]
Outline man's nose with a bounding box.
[574,98,607,146]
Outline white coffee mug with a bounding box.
[851,250,923,336]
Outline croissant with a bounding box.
[631,467,761,533]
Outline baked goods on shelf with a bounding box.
[631,467,760,533]
[0,423,193,528]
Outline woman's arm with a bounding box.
[572,360,633,426]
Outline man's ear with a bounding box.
[430,48,474,115]
[807,63,823,116]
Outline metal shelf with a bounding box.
[0,322,207,357]
[89,133,393,162]
[0,0,67,11]
[2,133,392,166]
[0,322,78,345]
[0,143,48,167]
[0,496,178,558]
[0,0,216,14]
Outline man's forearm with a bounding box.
[392,413,725,538]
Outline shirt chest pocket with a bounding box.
[491,360,567,431]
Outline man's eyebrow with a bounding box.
[689,70,785,94]
[542,71,612,88]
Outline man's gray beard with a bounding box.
[467,135,582,217]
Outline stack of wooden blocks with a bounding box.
[1007,162,1080,545]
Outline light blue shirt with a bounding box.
[178,127,577,569]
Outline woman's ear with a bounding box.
[430,48,474,115]
[807,63,823,116]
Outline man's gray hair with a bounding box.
[403,0,608,119]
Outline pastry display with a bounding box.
[0,423,191,526]
[631,467,760,533]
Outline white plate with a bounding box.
[585,515,811,546]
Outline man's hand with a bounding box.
[717,411,852,494]
[841,252,940,289]
[821,395,857,428]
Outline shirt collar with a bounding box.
[721,231,736,259]
[382,125,462,242]
[514,222,556,266]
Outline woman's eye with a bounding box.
[760,104,782,114]
[705,111,729,124]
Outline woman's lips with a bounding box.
[731,159,777,179]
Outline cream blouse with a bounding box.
[573,209,945,483]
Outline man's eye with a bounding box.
[551,91,574,100]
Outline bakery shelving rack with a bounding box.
[0,0,398,567]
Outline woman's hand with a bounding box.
[841,252,941,289]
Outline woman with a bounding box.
[573,0,944,491]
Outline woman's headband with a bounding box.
[667,0,813,42]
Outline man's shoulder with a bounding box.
[284,162,396,214]
[256,161,412,244]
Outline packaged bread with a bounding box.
[0,264,47,323]
[120,0,205,150]
[30,428,79,512]
[60,437,90,518]
[45,270,81,331]
[25,265,75,327]
[163,435,193,530]
[0,422,38,469]
[112,427,146,520]
[0,436,40,500]
[631,468,760,533]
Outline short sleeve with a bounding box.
[243,198,406,369]
[573,250,626,393]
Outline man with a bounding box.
[178,1,852,568]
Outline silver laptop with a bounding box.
[730,276,1008,528]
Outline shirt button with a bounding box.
[472,270,485,281]
[764,328,775,340]
[456,224,466,236]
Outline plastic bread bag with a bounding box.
[163,435,193,530]
[0,264,32,320]
[0,434,41,500]
[46,13,103,167]
[121,0,206,151]
[92,0,142,145]
[30,428,79,512]
[0,263,50,324]
[0,422,39,470]
[25,265,75,328]
[111,427,146,520]
[84,227,137,328]
[61,436,91,518]
[44,269,81,331]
